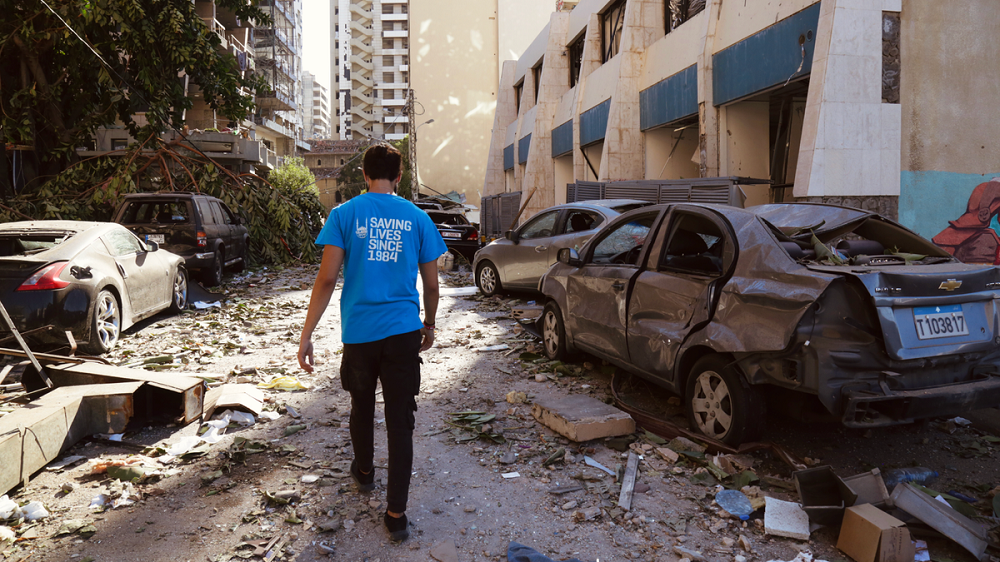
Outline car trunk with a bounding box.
[116,200,199,256]
[807,263,1000,361]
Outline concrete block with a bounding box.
[531,394,635,442]
[764,497,810,541]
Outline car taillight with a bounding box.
[469,229,479,241]
[17,262,71,291]
[197,231,207,247]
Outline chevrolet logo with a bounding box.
[939,279,962,291]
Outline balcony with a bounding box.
[382,0,407,4]
[295,137,311,151]
[383,30,408,38]
[254,116,296,139]
[256,88,297,111]
[399,64,408,72]
[385,133,407,140]
[384,114,407,124]
[202,18,228,49]
[382,13,407,21]
[382,97,406,106]
[378,82,409,89]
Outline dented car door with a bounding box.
[626,207,737,384]
[566,211,660,363]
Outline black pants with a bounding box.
[340,329,422,514]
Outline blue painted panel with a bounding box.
[713,3,820,106]
[503,144,514,170]
[640,64,698,131]
[900,170,1000,242]
[580,99,611,147]
[518,134,531,164]
[552,120,573,157]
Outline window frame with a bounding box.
[601,0,627,63]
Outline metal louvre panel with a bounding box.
[690,184,732,205]
[658,184,694,203]
[575,181,604,202]
[566,183,577,203]
[606,182,659,203]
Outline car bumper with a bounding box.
[840,375,1000,427]
[444,240,480,261]
[0,288,93,347]
[177,251,215,270]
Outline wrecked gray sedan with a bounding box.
[538,202,1000,444]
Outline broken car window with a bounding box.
[519,211,559,240]
[591,213,656,265]
[660,213,724,274]
[0,233,70,257]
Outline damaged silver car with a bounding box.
[539,202,1000,444]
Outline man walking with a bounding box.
[298,144,446,542]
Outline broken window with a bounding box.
[601,0,626,62]
[660,213,724,275]
[591,213,657,265]
[514,82,523,114]
[568,34,585,87]
[532,63,543,106]
[665,0,705,34]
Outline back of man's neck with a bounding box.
[367,180,395,194]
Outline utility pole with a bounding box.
[408,88,417,200]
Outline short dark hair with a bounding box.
[362,144,403,182]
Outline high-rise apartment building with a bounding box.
[254,0,311,161]
[329,0,410,141]
[301,72,332,139]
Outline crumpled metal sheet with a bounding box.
[695,209,837,353]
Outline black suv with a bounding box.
[426,209,479,262]
[113,193,249,286]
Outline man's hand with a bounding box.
[298,338,315,372]
[419,326,435,352]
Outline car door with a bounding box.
[209,200,235,262]
[564,210,662,363]
[217,201,244,259]
[557,208,604,253]
[626,206,737,385]
[102,229,168,315]
[502,209,563,289]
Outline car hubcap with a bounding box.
[96,295,120,349]
[480,267,496,294]
[691,371,732,438]
[174,272,188,309]
[543,311,559,356]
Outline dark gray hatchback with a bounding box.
[539,202,1000,444]
[114,193,249,286]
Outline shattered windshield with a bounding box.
[761,215,955,267]
[0,232,72,257]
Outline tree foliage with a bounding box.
[0,0,270,185]
[0,141,326,266]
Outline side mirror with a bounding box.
[557,247,582,267]
[146,241,159,252]
[504,230,519,244]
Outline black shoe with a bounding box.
[350,460,375,493]
[383,512,409,542]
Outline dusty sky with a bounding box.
[302,0,332,95]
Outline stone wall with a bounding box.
[799,195,898,221]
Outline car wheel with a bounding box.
[476,261,502,297]
[87,290,121,354]
[204,251,223,287]
[685,355,766,445]
[233,244,248,273]
[169,268,188,313]
[541,301,570,361]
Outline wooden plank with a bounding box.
[618,451,640,511]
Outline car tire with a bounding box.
[169,268,188,313]
[541,301,571,361]
[204,250,224,287]
[233,243,249,273]
[476,261,502,297]
[685,355,766,445]
[86,290,121,355]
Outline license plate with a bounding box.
[146,234,165,244]
[441,232,462,239]
[913,304,969,340]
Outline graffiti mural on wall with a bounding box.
[932,178,1000,265]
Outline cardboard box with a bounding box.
[837,504,915,562]
[843,469,892,509]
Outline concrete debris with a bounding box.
[764,497,810,541]
[531,394,635,442]
[766,552,828,562]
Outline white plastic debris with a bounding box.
[301,474,321,484]
[22,501,49,521]
[766,552,827,562]
[0,526,14,543]
[228,410,256,427]
[166,435,207,456]
[89,494,109,511]
[0,495,20,520]
[501,472,520,479]
[193,301,222,310]
[259,411,281,421]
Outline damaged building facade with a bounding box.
[483,0,1000,246]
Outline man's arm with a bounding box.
[418,259,440,352]
[298,245,346,372]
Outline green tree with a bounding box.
[0,0,270,186]
[268,157,325,239]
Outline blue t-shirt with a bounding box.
[316,192,447,344]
